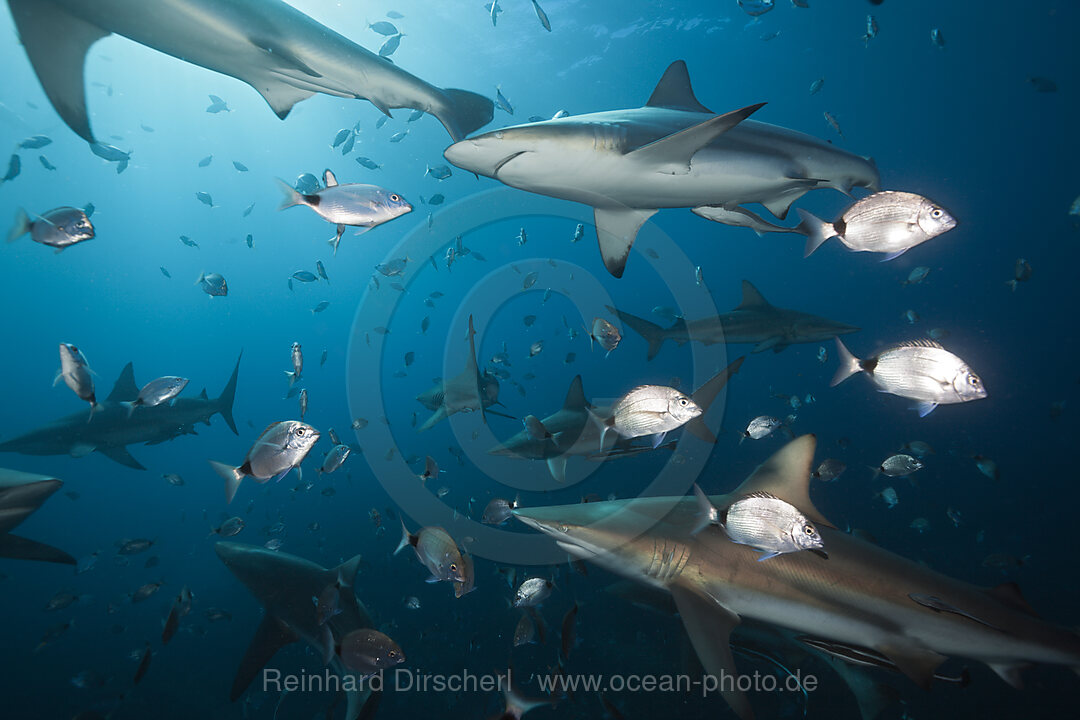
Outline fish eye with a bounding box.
[389,194,400,202]
[969,376,980,386]
[805,526,816,535]
[449,563,458,571]
[388,650,397,658]
[931,208,943,219]
[296,427,305,436]
[678,398,688,406]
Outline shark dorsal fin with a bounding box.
[323,169,338,187]
[6,1,108,143]
[198,388,208,400]
[563,376,586,411]
[645,60,713,114]
[334,554,363,588]
[735,280,772,310]
[986,582,1040,618]
[733,435,834,528]
[106,363,140,402]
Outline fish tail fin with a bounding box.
[275,178,305,210]
[434,88,495,142]
[6,207,29,243]
[830,338,861,387]
[690,484,718,535]
[209,460,244,504]
[795,208,834,257]
[284,370,298,386]
[394,518,413,556]
[605,305,667,361]
[868,466,882,481]
[216,351,242,435]
[1006,279,1018,292]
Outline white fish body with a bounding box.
[209,421,320,503]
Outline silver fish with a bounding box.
[740,415,782,443]
[832,338,986,417]
[481,498,517,525]
[863,15,878,46]
[209,421,320,503]
[496,86,514,115]
[299,389,308,420]
[56,343,98,417]
[589,318,621,354]
[597,385,702,446]
[196,271,228,296]
[318,444,351,476]
[798,191,957,260]
[513,577,553,608]
[8,207,94,250]
[902,266,931,286]
[530,0,551,31]
[378,33,403,58]
[121,376,189,416]
[395,520,466,583]
[1006,259,1032,291]
[874,454,923,479]
[694,487,826,561]
[286,342,303,386]
[811,458,846,482]
[930,28,945,49]
[338,629,405,676]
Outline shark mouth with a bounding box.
[494,151,528,176]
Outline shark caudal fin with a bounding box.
[434,88,495,142]
[604,305,669,361]
[795,209,836,257]
[210,461,245,504]
[217,352,242,435]
[830,338,862,387]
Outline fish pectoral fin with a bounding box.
[593,206,657,278]
[670,585,754,720]
[629,103,766,174]
[914,401,938,418]
[6,0,108,143]
[230,615,299,701]
[95,445,146,470]
[875,642,947,690]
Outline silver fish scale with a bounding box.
[614,395,671,434]
[724,499,801,550]
[645,537,691,582]
[869,343,966,403]
[311,186,389,225]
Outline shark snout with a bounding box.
[213,541,246,567]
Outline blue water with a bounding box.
[1,1,1078,718]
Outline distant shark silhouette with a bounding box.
[215,542,379,720]
[610,280,858,360]
[0,468,76,565]
[6,0,493,143]
[0,353,241,470]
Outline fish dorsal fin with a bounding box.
[563,375,586,411]
[735,280,772,310]
[734,435,834,527]
[323,169,338,187]
[106,363,140,402]
[7,0,108,143]
[645,60,714,114]
[986,582,1040,618]
[893,339,944,351]
[230,615,299,701]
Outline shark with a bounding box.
[443,60,879,277]
[5,0,493,143]
[609,280,858,360]
[214,542,378,720]
[415,316,513,432]
[488,358,744,481]
[0,468,76,565]
[0,353,241,470]
[514,435,1080,719]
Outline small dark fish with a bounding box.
[18,135,51,149]
[133,644,152,684]
[375,116,388,129]
[407,109,424,122]
[195,191,214,206]
[160,266,171,278]
[530,0,552,31]
[141,123,154,132]
[118,538,154,555]
[379,33,404,57]
[560,602,579,660]
[425,164,452,180]
[320,349,328,367]
[1028,77,1057,93]
[179,235,198,248]
[232,161,248,172]
[90,143,130,162]
[316,261,329,282]
[356,156,382,170]
[197,154,213,167]
[2,154,20,183]
[389,130,408,143]
[495,86,514,115]
[369,21,399,35]
[312,301,330,314]
[331,128,351,148]
[197,271,228,296]
[162,603,180,644]
[292,271,317,282]
[39,155,56,171]
[404,351,414,367]
[426,193,445,205]
[206,94,230,112]
[245,233,253,248]
[242,202,255,217]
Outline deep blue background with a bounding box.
[0,1,1077,718]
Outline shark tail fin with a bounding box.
[217,352,242,435]
[435,88,495,142]
[795,208,835,257]
[830,338,862,387]
[605,305,667,361]
[7,208,30,242]
[210,460,244,504]
[275,178,306,210]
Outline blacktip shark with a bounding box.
[488,358,744,481]
[444,60,879,277]
[6,0,493,143]
[0,468,76,565]
[514,436,1080,719]
[415,316,513,432]
[214,542,379,720]
[0,353,241,470]
[609,280,858,360]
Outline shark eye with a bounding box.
[559,524,569,533]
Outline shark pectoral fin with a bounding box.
[0,533,76,565]
[876,642,946,690]
[7,0,107,143]
[819,655,900,720]
[230,615,299,701]
[629,103,766,174]
[594,207,657,278]
[249,77,317,120]
[546,456,568,484]
[70,443,96,458]
[670,585,754,720]
[96,445,146,470]
[988,662,1030,689]
[751,337,782,353]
